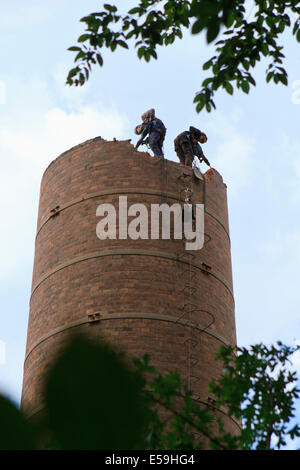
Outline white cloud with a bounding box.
[0,104,130,280]
[0,3,51,30]
[44,106,128,153]
[206,108,256,196]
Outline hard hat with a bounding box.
[141,108,155,123]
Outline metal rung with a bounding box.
[190,374,201,384]
[185,337,198,348]
[204,234,211,246]
[179,187,193,202]
[190,356,199,367]
[180,285,197,296]
[177,251,196,262]
[180,268,197,278]
[177,172,193,183]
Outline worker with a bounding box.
[135,109,166,159]
[174,126,210,167]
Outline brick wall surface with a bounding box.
[21,138,239,438]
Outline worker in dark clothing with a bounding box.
[174,126,210,167]
[135,109,166,158]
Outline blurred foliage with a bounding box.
[66,0,300,112]
[0,336,299,449]
[0,395,36,450]
[43,337,149,450]
[210,342,300,449]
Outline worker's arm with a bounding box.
[136,123,151,149]
[194,142,210,166]
[200,155,211,166]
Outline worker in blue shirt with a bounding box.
[135,109,166,159]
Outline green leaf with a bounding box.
[104,4,117,13]
[78,34,91,43]
[266,71,273,83]
[225,81,233,95]
[96,54,103,66]
[266,16,275,29]
[203,59,212,70]
[196,101,205,113]
[128,7,142,15]
[242,60,250,71]
[67,67,80,78]
[261,43,269,57]
[193,93,204,104]
[191,19,204,35]
[207,22,220,44]
[75,51,85,61]
[68,46,82,52]
[137,47,144,59]
[277,74,288,85]
[202,77,213,87]
[117,39,129,49]
[79,72,85,85]
[241,81,250,93]
[248,76,256,86]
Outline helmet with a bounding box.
[189,126,202,141]
[141,108,155,123]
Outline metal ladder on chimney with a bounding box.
[176,169,215,396]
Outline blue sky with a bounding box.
[0,0,300,448]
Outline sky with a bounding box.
[0,0,300,448]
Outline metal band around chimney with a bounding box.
[25,396,241,432]
[24,311,231,364]
[30,249,234,301]
[35,187,230,242]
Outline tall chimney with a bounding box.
[21,138,238,436]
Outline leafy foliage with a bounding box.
[66,0,300,112]
[0,336,299,449]
[0,395,36,450]
[133,354,228,449]
[210,341,300,449]
[43,336,149,450]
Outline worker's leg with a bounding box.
[149,132,164,158]
[181,142,194,167]
[175,147,185,164]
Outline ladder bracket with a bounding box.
[201,262,212,275]
[88,312,101,323]
[50,205,60,218]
